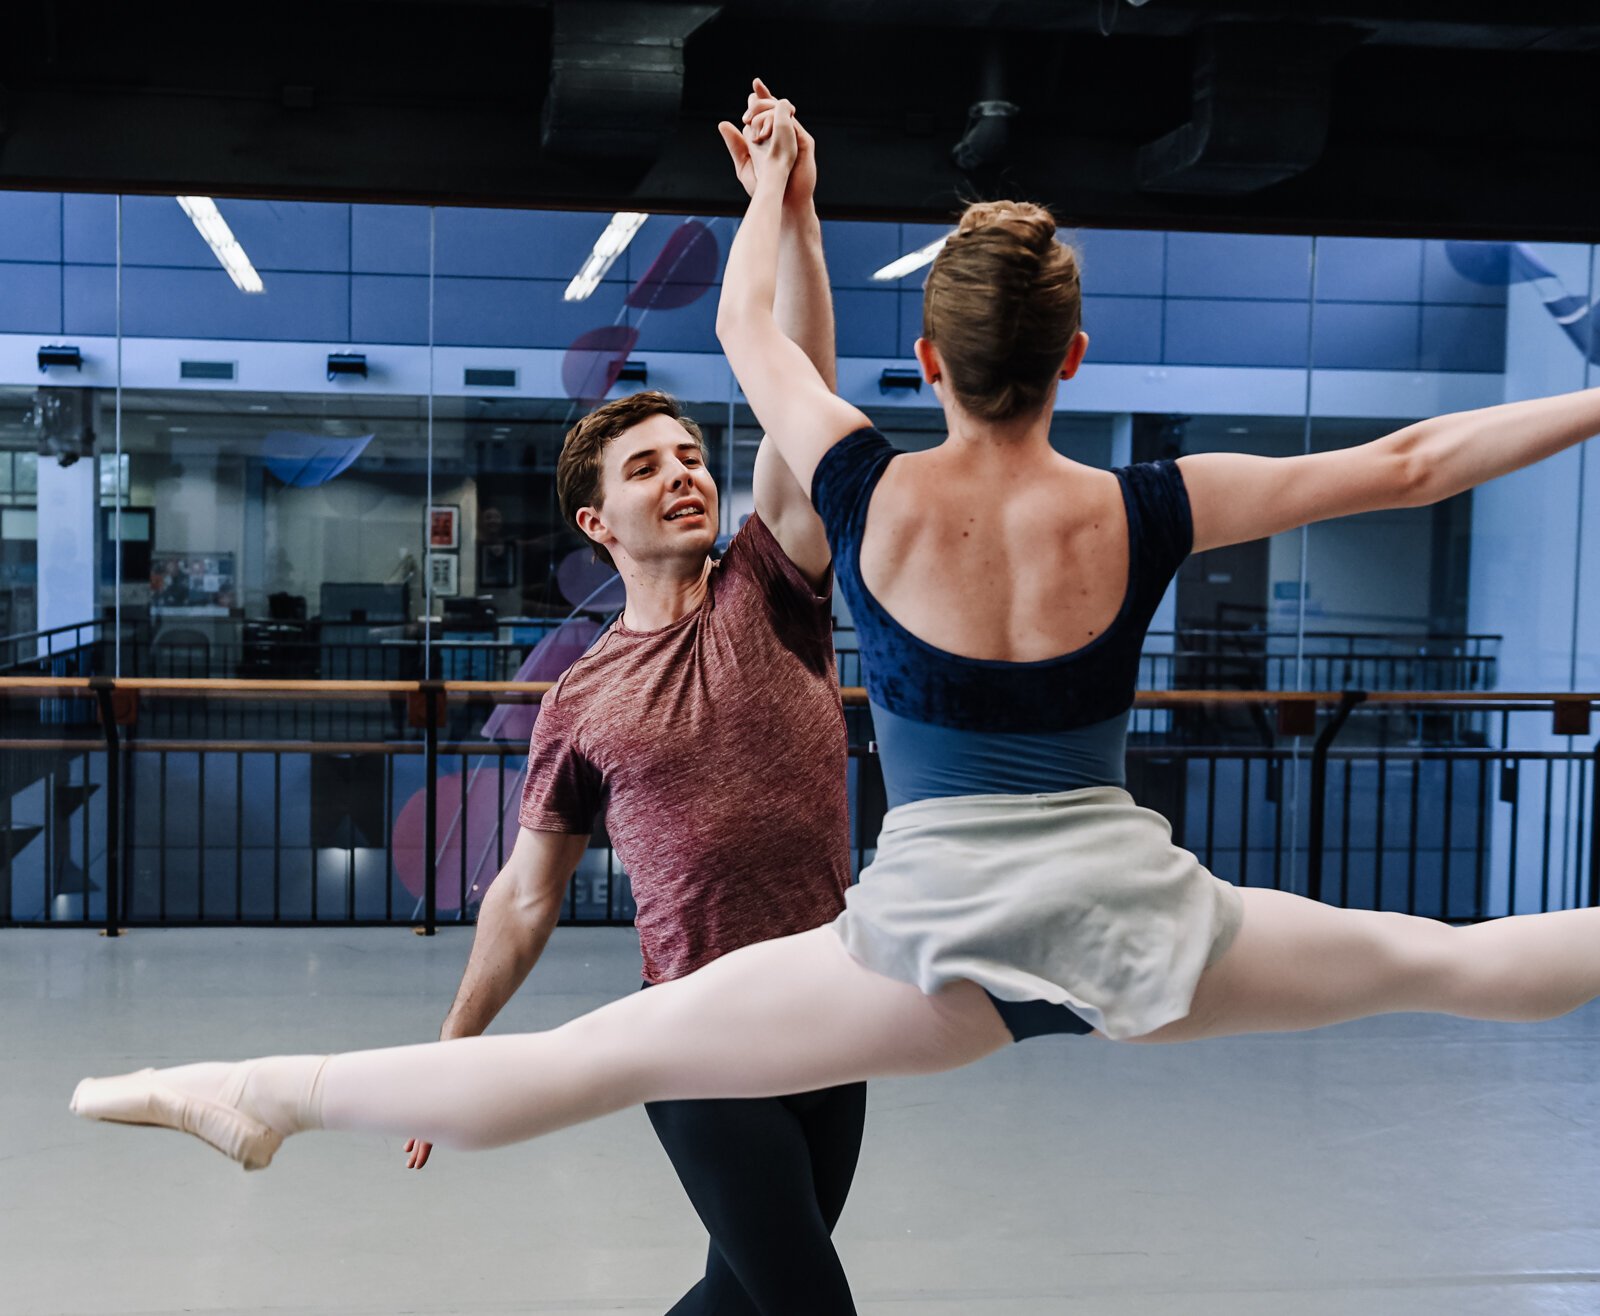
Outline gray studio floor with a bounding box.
[5,927,1600,1316]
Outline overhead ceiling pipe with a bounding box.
[541,1,720,160]
[1137,21,1365,194]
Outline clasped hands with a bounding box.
[718,77,813,203]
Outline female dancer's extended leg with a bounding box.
[71,927,1010,1166]
[1133,887,1600,1043]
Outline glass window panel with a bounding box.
[115,197,434,699]
[2,508,38,540]
[0,390,39,642]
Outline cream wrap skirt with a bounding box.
[830,786,1245,1041]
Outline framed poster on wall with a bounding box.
[428,551,459,598]
[150,551,236,616]
[477,541,516,588]
[428,505,459,550]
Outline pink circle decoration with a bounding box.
[477,614,606,743]
[556,547,626,612]
[391,767,524,913]
[625,220,720,311]
[561,324,640,404]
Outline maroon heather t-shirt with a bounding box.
[518,514,851,983]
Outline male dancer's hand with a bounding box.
[719,77,815,206]
[404,1136,433,1169]
[743,101,801,190]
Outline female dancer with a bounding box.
[73,94,1600,1174]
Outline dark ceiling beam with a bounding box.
[542,2,719,159]
[0,1,1596,239]
[329,0,1600,49]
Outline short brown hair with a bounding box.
[557,391,707,568]
[922,201,1083,423]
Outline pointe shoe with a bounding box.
[70,1065,284,1171]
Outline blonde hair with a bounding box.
[922,201,1083,422]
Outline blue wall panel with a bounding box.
[1165,298,1312,367]
[833,289,899,359]
[1076,229,1166,297]
[224,201,350,273]
[0,264,61,333]
[1081,295,1163,364]
[120,269,350,341]
[0,193,61,263]
[436,209,623,281]
[63,195,116,265]
[896,290,924,358]
[825,221,905,290]
[1309,302,1420,370]
[626,216,728,290]
[1166,233,1312,300]
[63,265,117,336]
[0,190,1517,374]
[351,205,430,275]
[1421,241,1508,307]
[633,291,719,352]
[899,221,951,253]
[121,196,225,268]
[1315,238,1423,304]
[351,275,429,345]
[120,198,350,276]
[1421,304,1507,373]
[433,276,627,349]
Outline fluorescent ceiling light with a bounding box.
[872,234,950,282]
[175,196,265,294]
[564,212,648,302]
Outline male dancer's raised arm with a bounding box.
[717,99,870,498]
[722,79,834,589]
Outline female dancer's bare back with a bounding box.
[70,92,1600,1174]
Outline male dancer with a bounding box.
[405,87,865,1316]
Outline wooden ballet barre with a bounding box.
[0,676,1595,711]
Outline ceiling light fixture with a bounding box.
[871,235,950,282]
[564,212,648,302]
[175,197,265,294]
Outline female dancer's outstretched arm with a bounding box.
[1180,387,1600,553]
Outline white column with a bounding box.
[1465,242,1594,913]
[35,454,97,657]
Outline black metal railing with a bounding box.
[0,620,109,678]
[0,679,1591,935]
[0,618,577,686]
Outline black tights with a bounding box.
[646,1081,867,1316]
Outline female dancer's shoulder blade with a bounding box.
[811,427,1192,789]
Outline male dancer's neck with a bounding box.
[617,555,715,632]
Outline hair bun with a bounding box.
[953,200,1059,255]
[922,198,1082,424]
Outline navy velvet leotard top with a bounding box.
[812,428,1194,809]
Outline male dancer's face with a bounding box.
[584,413,720,573]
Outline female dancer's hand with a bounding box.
[742,100,800,192]
[404,1135,433,1169]
[718,78,816,206]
